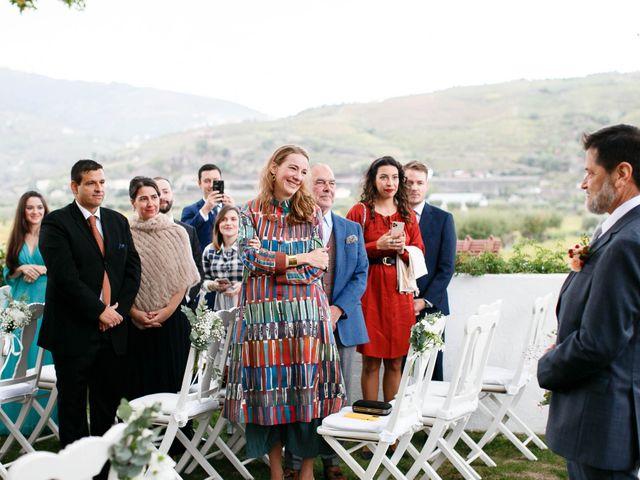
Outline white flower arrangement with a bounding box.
[409,312,445,353]
[110,400,175,480]
[0,295,32,335]
[180,301,225,351]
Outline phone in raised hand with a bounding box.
[390,221,405,237]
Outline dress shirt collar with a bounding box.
[412,201,426,220]
[601,194,640,236]
[75,200,101,221]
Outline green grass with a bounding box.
[3,428,568,479]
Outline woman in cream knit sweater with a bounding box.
[127,176,200,398]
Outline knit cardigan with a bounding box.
[130,213,200,312]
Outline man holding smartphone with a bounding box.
[180,163,234,253]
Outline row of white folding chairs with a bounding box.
[318,293,552,480]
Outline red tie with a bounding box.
[88,215,111,306]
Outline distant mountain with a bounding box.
[2,71,639,214]
[0,68,265,173]
[103,72,639,204]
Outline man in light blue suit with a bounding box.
[405,161,456,381]
[284,163,368,480]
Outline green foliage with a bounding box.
[10,0,85,12]
[455,240,569,275]
[455,209,563,242]
[110,399,162,480]
[581,214,601,231]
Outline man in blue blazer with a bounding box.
[538,124,640,479]
[180,163,234,253]
[405,161,456,381]
[285,163,368,480]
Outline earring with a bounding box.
[271,173,276,181]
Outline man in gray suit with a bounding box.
[538,124,640,479]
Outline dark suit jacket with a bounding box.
[180,199,217,253]
[537,204,640,471]
[38,202,141,357]
[330,213,369,347]
[177,219,203,306]
[416,203,456,316]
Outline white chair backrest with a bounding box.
[0,285,11,306]
[0,302,45,382]
[510,293,553,388]
[418,315,448,397]
[387,340,441,434]
[177,307,237,409]
[8,422,126,480]
[442,309,500,410]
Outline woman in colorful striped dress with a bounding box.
[223,145,345,480]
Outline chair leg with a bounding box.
[502,408,548,450]
[0,401,36,457]
[460,431,497,467]
[28,387,59,444]
[175,428,224,480]
[405,424,446,480]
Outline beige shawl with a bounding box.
[130,213,200,311]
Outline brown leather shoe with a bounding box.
[283,468,300,480]
[323,465,347,480]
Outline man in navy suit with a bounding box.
[39,160,141,448]
[180,163,234,253]
[538,124,640,479]
[284,163,369,480]
[404,161,456,381]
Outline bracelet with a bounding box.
[287,255,298,267]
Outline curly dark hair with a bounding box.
[359,156,412,223]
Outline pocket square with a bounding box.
[346,235,358,244]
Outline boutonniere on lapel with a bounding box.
[346,235,358,245]
[567,236,590,272]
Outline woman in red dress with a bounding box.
[347,156,424,403]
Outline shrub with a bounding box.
[455,240,569,276]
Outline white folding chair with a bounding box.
[0,302,45,478]
[7,422,125,480]
[127,307,252,480]
[318,315,445,480]
[25,364,59,445]
[401,307,500,480]
[464,293,552,464]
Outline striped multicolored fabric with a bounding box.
[223,198,345,425]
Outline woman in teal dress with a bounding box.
[2,191,52,433]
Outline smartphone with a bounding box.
[391,221,405,237]
[213,180,224,194]
[215,277,231,286]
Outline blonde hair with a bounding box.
[257,145,316,224]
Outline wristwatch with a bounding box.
[288,255,298,267]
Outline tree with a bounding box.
[9,0,85,12]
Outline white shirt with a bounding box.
[600,194,640,237]
[412,200,426,222]
[76,200,103,237]
[322,211,333,247]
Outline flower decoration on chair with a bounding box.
[0,294,32,335]
[409,312,445,353]
[567,236,590,272]
[110,399,175,480]
[0,294,33,358]
[180,301,225,351]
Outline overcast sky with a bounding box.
[1,0,639,117]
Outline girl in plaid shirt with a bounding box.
[202,205,243,310]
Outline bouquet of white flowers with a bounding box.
[409,312,445,353]
[180,301,225,351]
[0,295,32,335]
